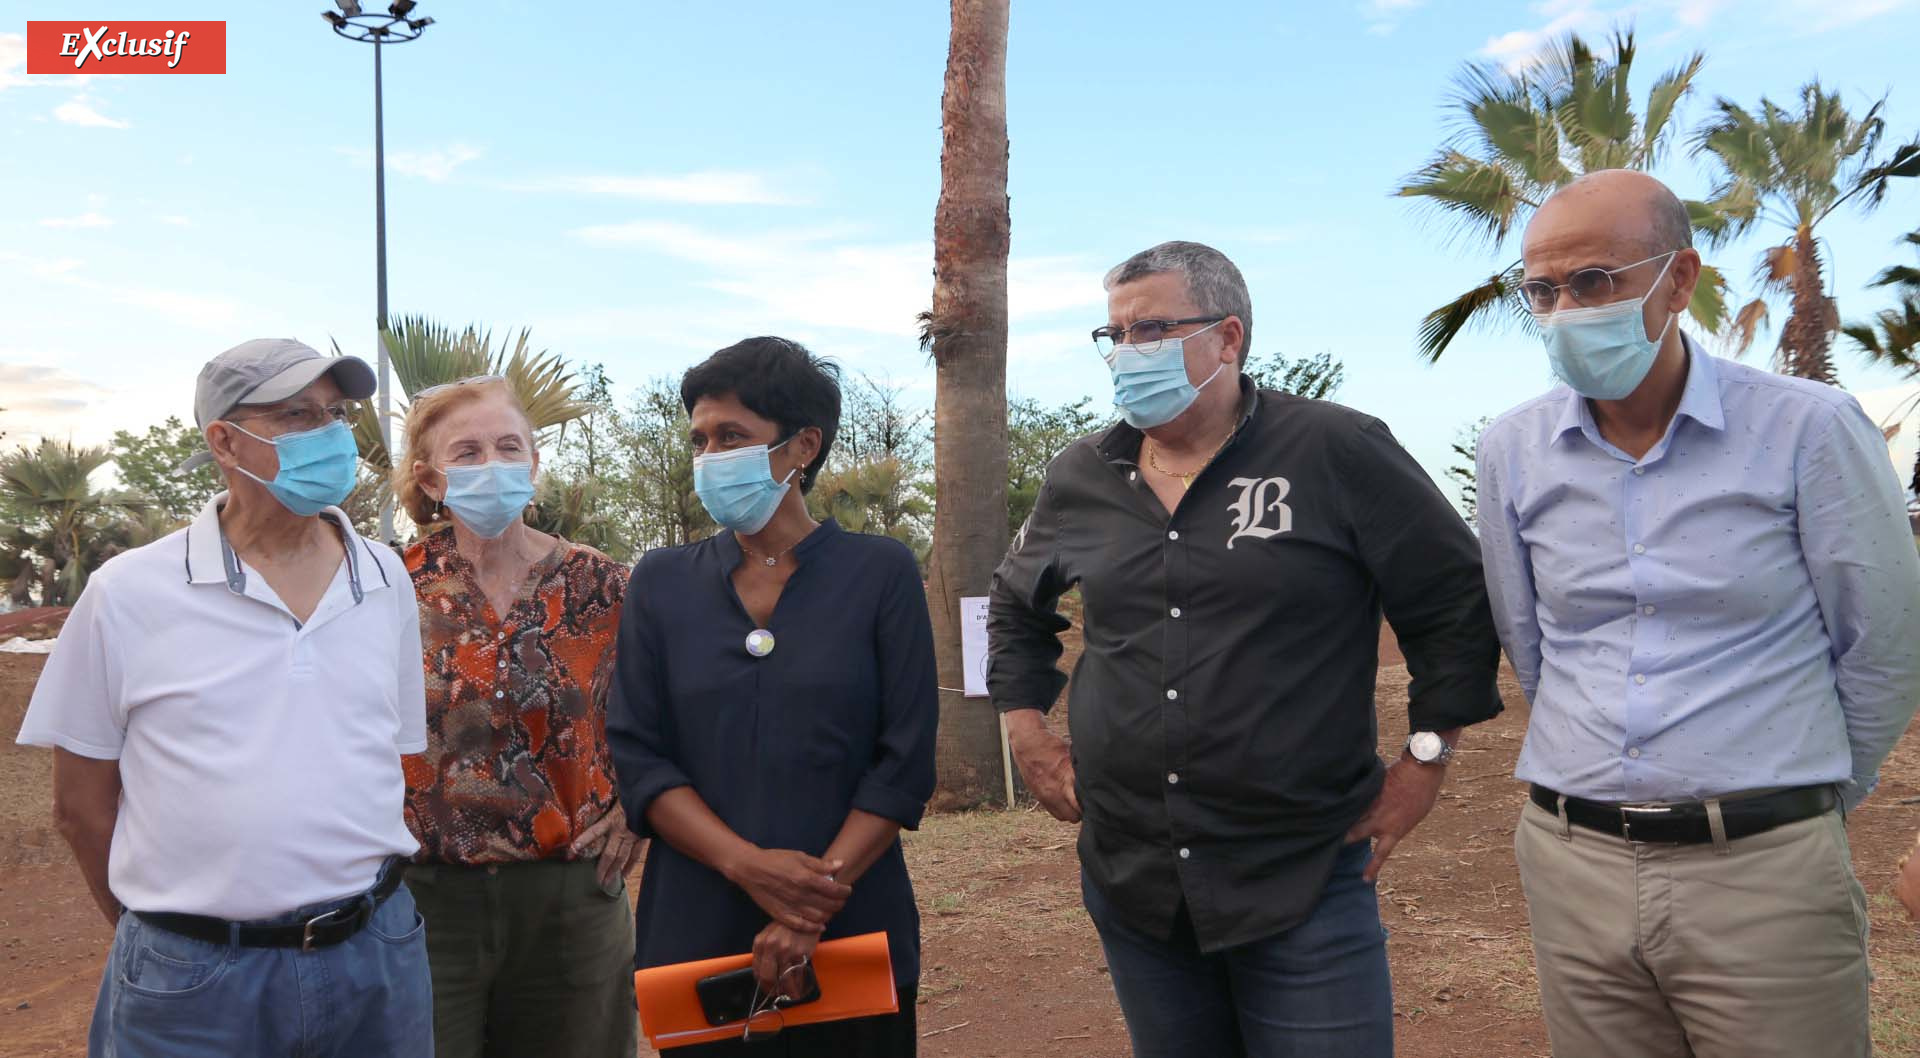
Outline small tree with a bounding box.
[0,439,144,605]
[1445,416,1495,524]
[1244,351,1346,401]
[111,416,221,522]
[1006,396,1103,540]
[1694,84,1914,383]
[1845,227,1920,496]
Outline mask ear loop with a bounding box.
[1184,318,1232,395]
[1647,251,1681,347]
[768,435,806,488]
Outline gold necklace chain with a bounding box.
[737,531,807,567]
[1145,434,1230,489]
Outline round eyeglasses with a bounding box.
[1515,251,1677,316]
[1091,316,1225,359]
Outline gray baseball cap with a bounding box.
[177,339,376,472]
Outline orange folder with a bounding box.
[634,932,898,1050]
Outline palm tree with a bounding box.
[920,0,1012,810]
[0,439,144,605]
[1845,228,1920,494]
[1396,31,1730,362]
[337,316,592,538]
[810,456,933,563]
[526,475,623,560]
[1693,84,1910,384]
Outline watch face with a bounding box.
[1409,731,1444,762]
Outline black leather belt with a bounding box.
[133,859,407,951]
[1530,784,1836,844]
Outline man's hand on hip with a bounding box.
[1344,748,1453,883]
[1004,709,1080,823]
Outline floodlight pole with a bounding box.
[326,5,430,543]
[374,37,390,542]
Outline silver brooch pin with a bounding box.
[745,629,776,658]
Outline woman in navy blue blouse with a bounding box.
[607,336,938,1056]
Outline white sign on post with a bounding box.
[958,596,1015,807]
[960,596,991,698]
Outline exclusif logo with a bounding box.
[24,21,227,74]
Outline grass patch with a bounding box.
[1873,951,1920,1057]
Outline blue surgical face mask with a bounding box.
[440,460,536,539]
[1107,319,1229,429]
[1540,254,1678,400]
[694,439,796,535]
[225,419,360,517]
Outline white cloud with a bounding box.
[1360,0,1427,34]
[1784,0,1917,26]
[0,362,117,449]
[0,33,22,90]
[567,222,1105,342]
[54,95,129,129]
[0,251,240,330]
[39,212,113,229]
[512,171,801,206]
[389,143,483,182]
[0,33,94,92]
[1672,0,1729,26]
[1479,1,1617,72]
[157,215,191,227]
[335,143,483,182]
[1482,0,1915,68]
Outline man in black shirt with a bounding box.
[988,241,1503,1058]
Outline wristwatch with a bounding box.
[1406,731,1454,766]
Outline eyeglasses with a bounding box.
[1515,251,1677,316]
[411,374,507,400]
[739,961,814,1042]
[227,399,365,435]
[1091,316,1226,359]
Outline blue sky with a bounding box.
[5,0,1920,501]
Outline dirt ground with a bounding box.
[4,647,1918,1057]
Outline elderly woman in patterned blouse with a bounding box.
[391,376,642,1058]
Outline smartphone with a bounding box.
[695,963,822,1026]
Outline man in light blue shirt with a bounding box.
[1477,169,1920,1058]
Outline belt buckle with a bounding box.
[301,905,351,952]
[1619,804,1674,843]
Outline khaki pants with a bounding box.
[1514,799,1871,1058]
[406,859,637,1058]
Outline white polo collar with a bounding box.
[183,491,390,605]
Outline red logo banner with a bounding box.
[25,21,227,75]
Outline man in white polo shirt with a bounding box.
[17,338,432,1058]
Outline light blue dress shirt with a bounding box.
[1477,336,1920,808]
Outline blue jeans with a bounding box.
[89,877,433,1057]
[1082,840,1393,1058]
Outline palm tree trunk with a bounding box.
[925,0,1011,811]
[1783,228,1839,385]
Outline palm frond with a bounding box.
[1557,31,1638,171]
[1845,299,1920,371]
[1754,243,1798,298]
[1689,183,1758,249]
[1640,50,1705,166]
[1694,99,1777,187]
[1415,263,1528,363]
[1853,136,1920,209]
[1449,62,1569,190]
[1688,262,1730,335]
[490,329,591,433]
[383,316,491,396]
[1727,298,1771,359]
[1395,151,1537,248]
[1871,264,1920,292]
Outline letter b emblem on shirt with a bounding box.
[1226,477,1293,549]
